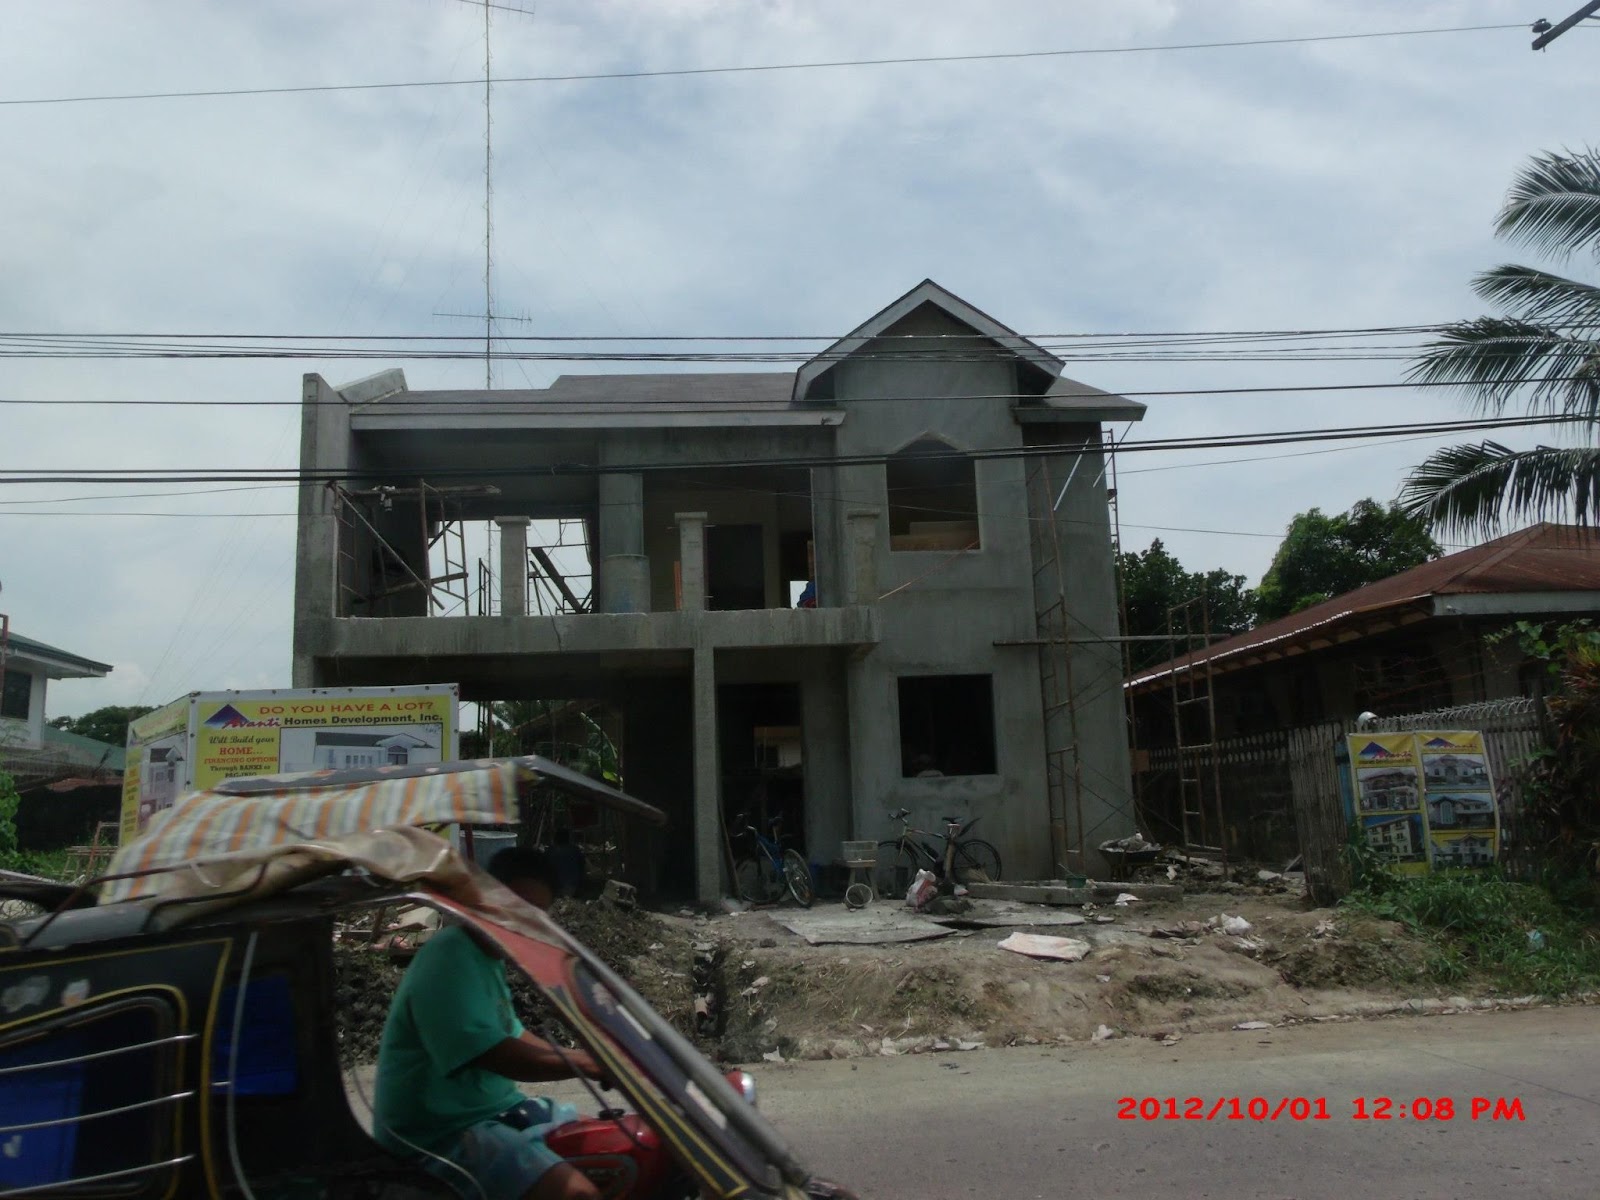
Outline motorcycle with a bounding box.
[0,756,859,1200]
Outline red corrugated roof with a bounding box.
[1127,523,1600,691]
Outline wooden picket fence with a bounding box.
[1138,698,1550,904]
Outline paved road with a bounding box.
[750,1008,1599,1200]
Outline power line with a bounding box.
[1,374,1596,408]
[0,412,1582,486]
[0,23,1527,108]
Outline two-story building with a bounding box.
[291,281,1145,899]
[1,630,114,789]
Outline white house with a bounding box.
[0,631,112,751]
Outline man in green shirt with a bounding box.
[373,848,608,1200]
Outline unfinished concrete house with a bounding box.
[292,281,1145,900]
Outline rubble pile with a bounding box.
[332,896,698,1066]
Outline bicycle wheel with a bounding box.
[953,839,1002,885]
[781,849,815,908]
[734,858,766,904]
[873,841,921,899]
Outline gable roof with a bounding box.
[1127,523,1600,693]
[793,279,1064,402]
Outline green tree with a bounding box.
[48,704,156,748]
[462,701,621,786]
[1255,500,1441,621]
[1119,539,1256,670]
[1401,148,1600,535]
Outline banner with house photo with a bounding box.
[1415,730,1500,870]
[1344,730,1499,875]
[191,689,455,791]
[1346,733,1429,876]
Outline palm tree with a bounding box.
[1400,149,1600,536]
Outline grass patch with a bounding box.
[1342,869,1600,997]
[0,848,76,880]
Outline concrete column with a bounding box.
[599,472,650,613]
[692,642,722,902]
[801,670,852,858]
[496,516,531,616]
[845,510,878,605]
[676,512,708,611]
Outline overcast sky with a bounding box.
[2,0,1594,719]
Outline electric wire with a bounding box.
[0,412,1584,485]
[0,23,1528,108]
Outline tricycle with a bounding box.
[0,756,859,1200]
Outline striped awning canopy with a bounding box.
[100,755,664,904]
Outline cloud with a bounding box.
[0,0,1591,716]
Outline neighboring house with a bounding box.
[292,280,1146,898]
[0,631,113,787]
[1128,524,1600,743]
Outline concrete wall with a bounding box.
[816,307,1061,878]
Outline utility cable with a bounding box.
[0,412,1584,485]
[0,23,1527,108]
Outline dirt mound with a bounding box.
[1271,918,1429,989]
[333,900,698,1066]
[333,948,404,1067]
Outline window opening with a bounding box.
[898,675,996,776]
[886,439,979,552]
[1,668,30,720]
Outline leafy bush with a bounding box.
[1344,868,1600,996]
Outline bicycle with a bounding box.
[872,808,1002,899]
[731,813,815,908]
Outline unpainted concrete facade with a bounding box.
[291,281,1145,898]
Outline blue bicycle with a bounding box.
[732,812,815,908]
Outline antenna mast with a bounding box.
[483,0,494,388]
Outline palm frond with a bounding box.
[1407,317,1600,420]
[1473,264,1600,327]
[1496,148,1600,260]
[1398,440,1600,539]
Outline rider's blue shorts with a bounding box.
[421,1099,581,1200]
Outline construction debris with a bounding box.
[997,932,1091,962]
[967,880,1182,906]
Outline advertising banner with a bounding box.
[191,690,453,791]
[120,698,192,843]
[119,685,458,840]
[1344,730,1499,875]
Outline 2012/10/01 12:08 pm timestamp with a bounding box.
[1116,1096,1527,1122]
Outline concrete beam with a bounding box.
[297,605,880,660]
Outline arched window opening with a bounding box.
[885,438,979,552]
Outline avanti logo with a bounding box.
[202,704,276,729]
[1422,735,1470,750]
[1356,741,1404,760]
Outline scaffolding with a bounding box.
[1026,455,1086,873]
[1166,594,1227,861]
[329,483,593,620]
[330,481,498,617]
